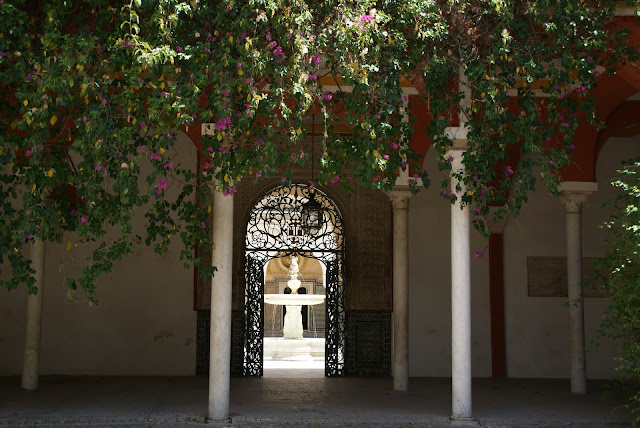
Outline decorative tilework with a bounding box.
[195,310,245,376]
[346,312,391,376]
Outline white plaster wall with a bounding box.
[408,147,492,377]
[504,136,640,379]
[0,132,198,376]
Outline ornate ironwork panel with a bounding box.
[244,252,267,376]
[244,184,345,377]
[325,254,345,376]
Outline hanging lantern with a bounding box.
[301,188,323,235]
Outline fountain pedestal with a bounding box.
[283,305,303,339]
[264,294,326,340]
[264,255,325,340]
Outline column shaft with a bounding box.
[566,210,587,394]
[22,239,45,391]
[391,192,410,391]
[450,151,472,420]
[208,190,234,420]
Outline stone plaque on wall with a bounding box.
[527,256,607,298]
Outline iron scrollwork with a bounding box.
[244,184,345,377]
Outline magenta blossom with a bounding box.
[156,179,168,194]
[80,215,88,223]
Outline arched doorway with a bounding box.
[243,184,345,377]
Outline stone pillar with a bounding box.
[558,182,596,394]
[389,189,412,392]
[449,146,473,421]
[22,239,45,391]
[208,187,234,420]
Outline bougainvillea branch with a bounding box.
[0,0,637,302]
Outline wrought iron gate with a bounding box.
[243,184,345,377]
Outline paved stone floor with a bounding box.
[0,375,634,427]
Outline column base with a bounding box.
[449,416,480,426]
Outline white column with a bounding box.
[389,189,412,392]
[558,182,596,394]
[22,239,45,391]
[208,187,234,421]
[449,147,472,421]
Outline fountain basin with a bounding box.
[264,294,326,306]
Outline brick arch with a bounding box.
[560,74,637,182]
[611,17,640,92]
[594,99,640,180]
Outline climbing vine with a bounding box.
[0,0,637,302]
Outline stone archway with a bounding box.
[243,184,346,377]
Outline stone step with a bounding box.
[264,338,325,360]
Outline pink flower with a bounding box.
[505,166,514,175]
[308,74,317,81]
[322,91,332,100]
[140,122,146,129]
[256,139,264,146]
[27,234,33,239]
[300,152,305,159]
[203,161,212,170]
[281,177,287,183]
[330,175,340,184]
[201,222,206,228]
[475,206,482,214]
[140,145,147,153]
[164,161,173,169]
[475,251,485,259]
[101,99,107,105]
[96,165,102,171]
[550,160,556,166]
[156,179,168,194]
[25,149,32,156]
[83,116,88,121]
[309,180,315,187]
[161,91,169,97]
[359,14,373,22]
[175,46,184,53]
[80,215,88,223]
[383,154,389,160]
[391,142,398,149]
[545,137,552,142]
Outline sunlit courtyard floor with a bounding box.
[263,337,325,377]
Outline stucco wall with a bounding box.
[408,136,639,379]
[504,136,639,379]
[0,132,197,376]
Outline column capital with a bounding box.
[388,188,412,210]
[558,182,597,214]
